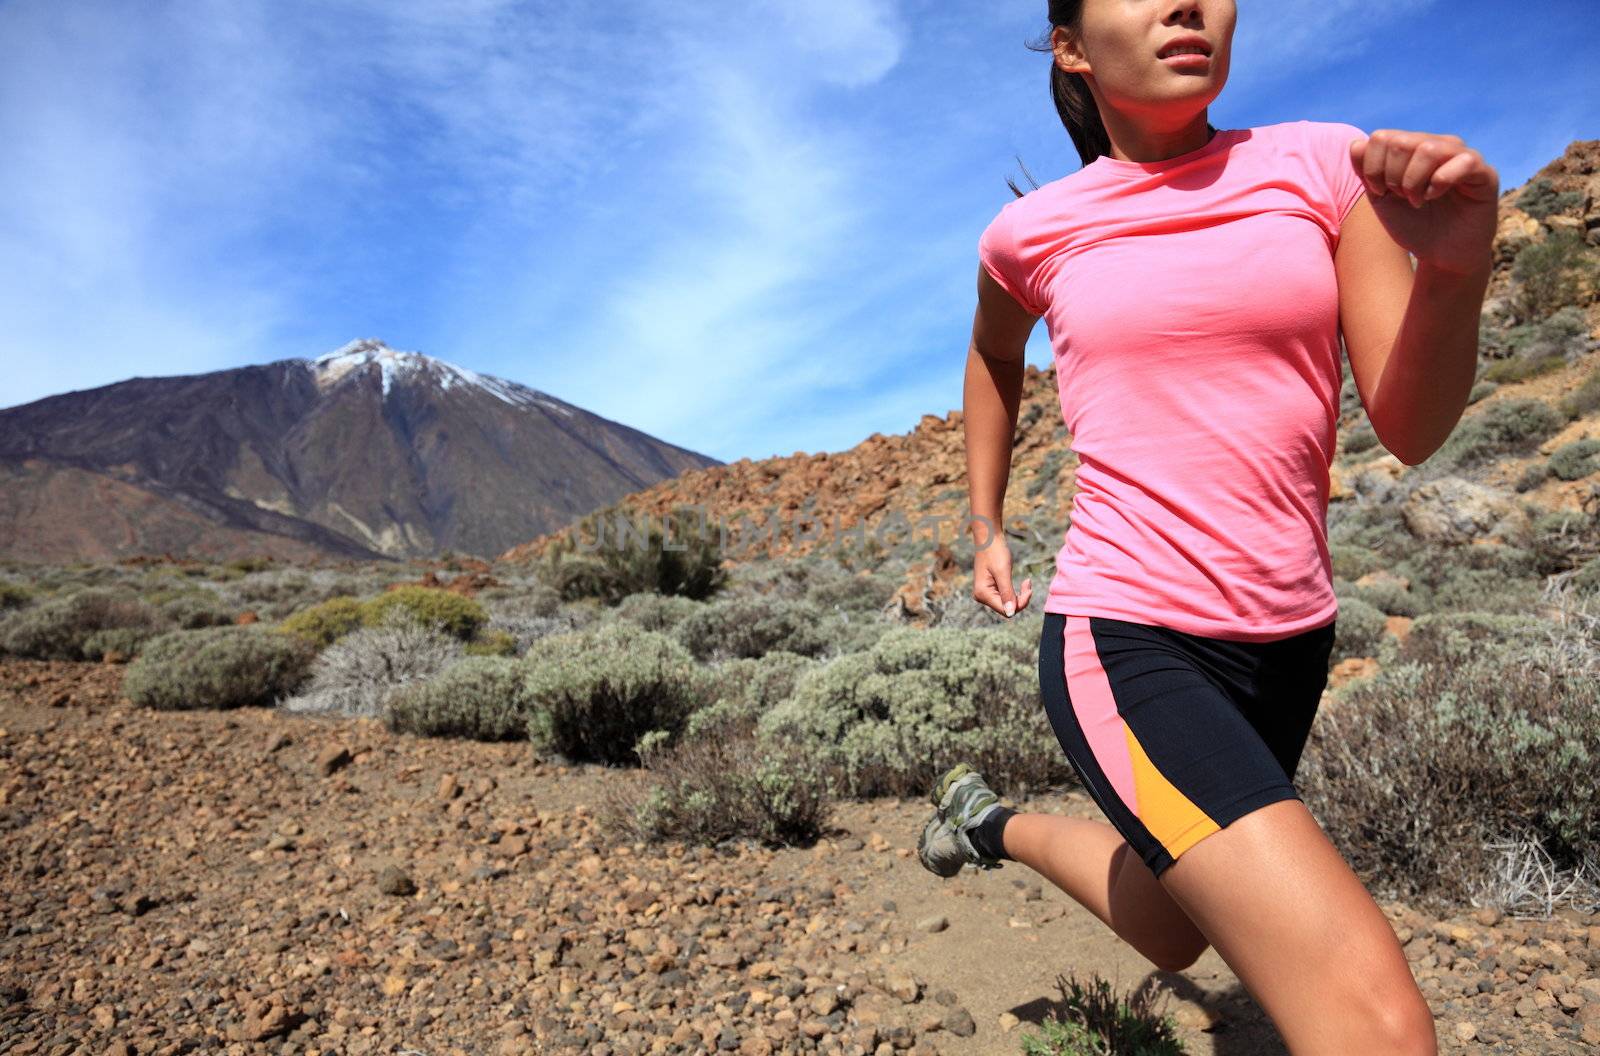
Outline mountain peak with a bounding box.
[307,339,572,415]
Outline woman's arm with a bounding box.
[966,263,1038,616]
[1333,129,1500,467]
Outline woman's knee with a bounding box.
[1363,989,1438,1056]
[1146,937,1209,974]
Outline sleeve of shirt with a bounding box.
[1311,120,1370,239]
[978,202,1047,316]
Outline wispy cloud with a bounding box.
[0,0,1592,465]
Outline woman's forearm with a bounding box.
[1370,259,1490,466]
[964,344,1024,545]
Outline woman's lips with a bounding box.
[1160,52,1211,68]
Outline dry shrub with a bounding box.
[521,621,707,765]
[757,625,1073,799]
[596,717,834,848]
[278,612,463,719]
[386,656,533,741]
[0,588,166,661]
[1299,610,1599,912]
[124,626,316,710]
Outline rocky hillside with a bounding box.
[500,139,1600,610]
[0,340,721,565]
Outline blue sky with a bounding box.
[0,0,1591,464]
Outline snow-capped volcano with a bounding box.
[0,339,720,563]
[308,338,572,415]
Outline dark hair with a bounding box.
[1032,3,1109,175]
[1007,2,1215,197]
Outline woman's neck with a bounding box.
[1100,117,1217,165]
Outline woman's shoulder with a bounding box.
[1238,118,1368,150]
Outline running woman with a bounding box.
[917,2,1496,1052]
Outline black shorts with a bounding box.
[1038,611,1337,879]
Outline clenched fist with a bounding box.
[1346,128,1500,277]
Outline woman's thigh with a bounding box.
[1157,798,1438,1055]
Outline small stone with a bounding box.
[884,971,921,1004]
[1174,1004,1224,1030]
[915,915,948,934]
[998,1011,1020,1032]
[941,1006,977,1037]
[377,865,416,896]
[1453,1021,1477,1042]
[317,745,352,776]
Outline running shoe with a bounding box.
[916,762,1005,876]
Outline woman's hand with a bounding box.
[1347,129,1500,277]
[973,539,1032,618]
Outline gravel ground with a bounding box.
[1,658,1596,1055]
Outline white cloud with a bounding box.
[0,0,911,427]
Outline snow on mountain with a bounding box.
[308,338,574,416]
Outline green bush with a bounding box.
[1330,595,1387,663]
[1428,566,1543,616]
[387,656,533,740]
[1481,306,1590,383]
[544,505,727,604]
[463,628,519,657]
[1466,379,1497,405]
[673,594,830,661]
[159,593,237,630]
[1515,178,1584,221]
[1561,361,1600,421]
[1549,438,1600,481]
[1027,448,1071,498]
[1328,543,1383,581]
[757,625,1071,799]
[1300,611,1599,910]
[1509,232,1596,322]
[124,626,315,710]
[1328,502,1420,559]
[1431,397,1565,469]
[277,596,366,647]
[0,588,165,661]
[1348,579,1421,618]
[1018,972,1186,1056]
[1573,556,1600,593]
[1480,352,1569,385]
[688,651,818,738]
[612,591,703,633]
[1514,462,1551,492]
[0,582,34,611]
[731,556,896,617]
[1527,509,1600,576]
[360,586,487,641]
[522,621,708,765]
[1339,421,1380,458]
[81,626,159,662]
[597,722,834,847]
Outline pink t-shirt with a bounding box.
[978,119,1368,642]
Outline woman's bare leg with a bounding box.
[1001,811,1210,972]
[1156,798,1437,1055]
